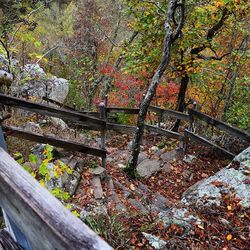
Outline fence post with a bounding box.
[99,102,106,168]
[104,95,108,119]
[158,110,163,128]
[184,101,197,153]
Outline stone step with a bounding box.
[91,176,103,199]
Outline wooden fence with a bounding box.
[185,109,250,159]
[0,93,107,161]
[43,94,250,158]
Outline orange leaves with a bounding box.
[226,234,233,241]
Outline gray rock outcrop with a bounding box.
[182,147,250,208]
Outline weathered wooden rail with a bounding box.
[0,148,112,250]
[0,93,107,160]
[185,109,250,158]
[3,93,248,159]
[184,129,236,159]
[0,93,105,131]
[2,125,106,157]
[189,109,250,143]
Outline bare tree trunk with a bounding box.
[126,0,185,178]
[172,73,189,132]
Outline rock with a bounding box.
[107,177,127,212]
[138,152,148,164]
[182,147,250,208]
[89,166,106,179]
[12,64,69,104]
[48,76,69,103]
[136,159,161,178]
[0,54,8,71]
[64,160,84,195]
[50,117,68,130]
[24,122,42,133]
[159,207,203,230]
[128,199,148,213]
[31,144,46,159]
[23,64,46,78]
[162,163,171,173]
[160,149,178,162]
[151,194,170,211]
[183,154,197,163]
[142,232,167,250]
[91,176,103,199]
[0,70,13,85]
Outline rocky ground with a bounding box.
[7,125,248,250]
[1,56,249,249]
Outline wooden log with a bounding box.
[148,106,190,121]
[184,129,235,159]
[0,94,105,131]
[0,149,112,250]
[145,124,184,140]
[2,125,106,158]
[106,107,140,114]
[189,109,250,143]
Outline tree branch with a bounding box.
[191,8,229,55]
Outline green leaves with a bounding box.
[14,152,24,164]
[29,153,38,164]
[50,187,70,201]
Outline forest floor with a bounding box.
[4,114,250,250]
[68,132,250,250]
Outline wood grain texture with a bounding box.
[106,123,137,133]
[0,94,105,130]
[0,149,112,250]
[149,106,190,121]
[145,124,184,140]
[189,109,250,143]
[2,125,106,157]
[106,107,140,114]
[184,129,235,159]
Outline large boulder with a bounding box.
[182,147,250,208]
[12,64,69,103]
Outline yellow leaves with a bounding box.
[227,205,232,211]
[226,234,233,241]
[214,0,226,8]
[40,179,45,187]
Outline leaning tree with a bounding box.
[125,0,185,178]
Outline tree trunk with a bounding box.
[126,0,185,178]
[172,73,189,132]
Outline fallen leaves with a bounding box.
[226,234,233,241]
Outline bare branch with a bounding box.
[35,45,60,64]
